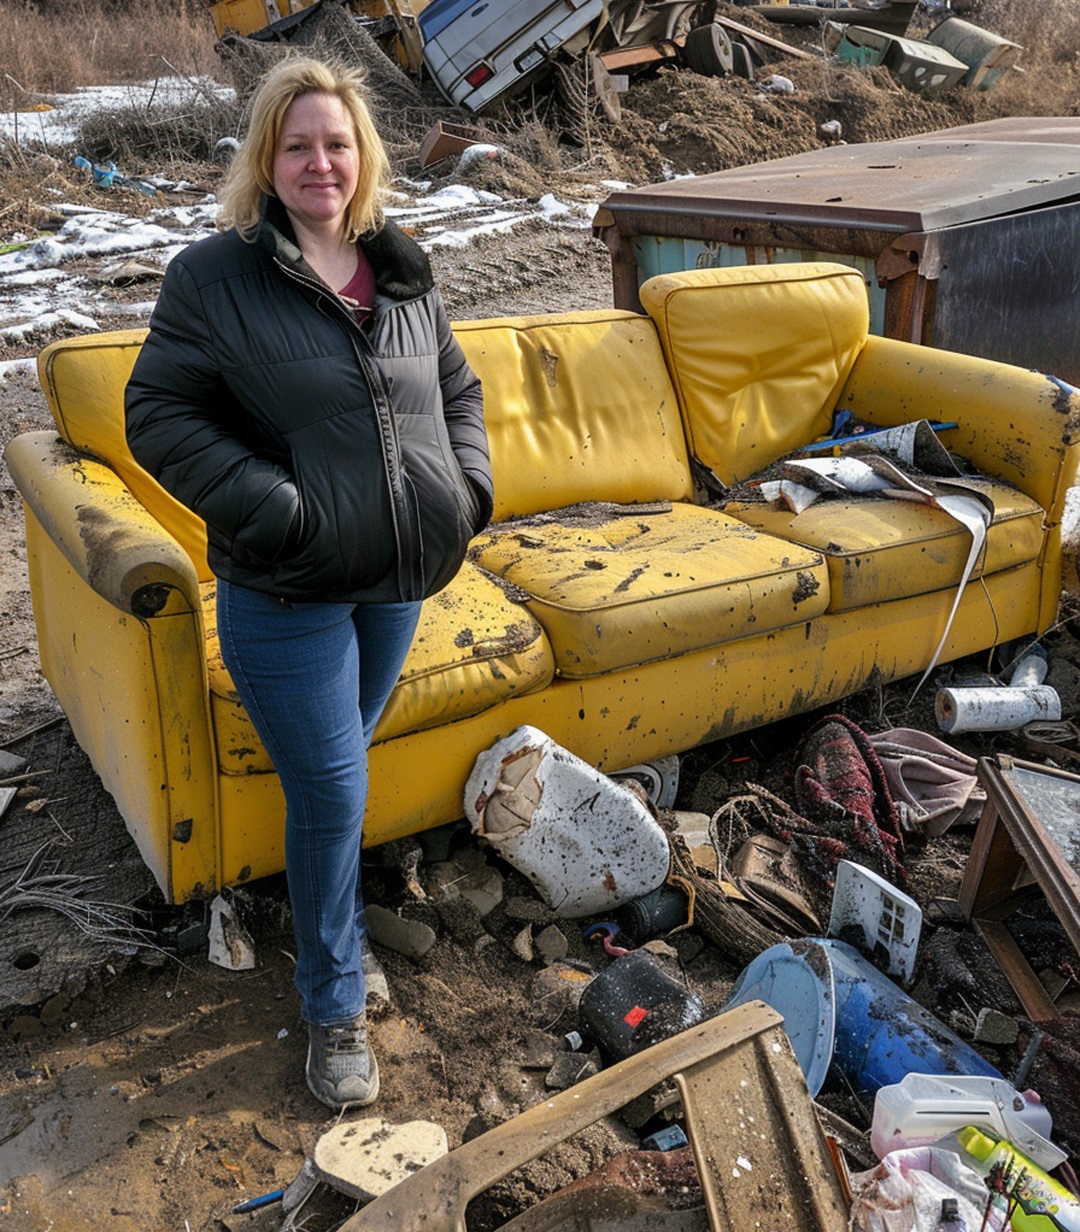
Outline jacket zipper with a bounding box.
[275,258,416,596]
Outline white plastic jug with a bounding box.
[464,726,670,918]
[871,1072,1064,1172]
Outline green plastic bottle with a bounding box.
[956,1127,1080,1232]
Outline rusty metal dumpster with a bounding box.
[592,118,1080,384]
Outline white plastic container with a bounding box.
[871,1072,1064,1171]
[827,860,922,985]
[464,726,670,918]
[1008,649,1048,688]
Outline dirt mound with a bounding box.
[446,58,983,199]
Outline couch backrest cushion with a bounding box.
[638,263,870,486]
[38,309,695,570]
[453,309,693,520]
[37,330,212,578]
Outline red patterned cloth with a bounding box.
[791,713,905,888]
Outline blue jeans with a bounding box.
[217,580,422,1026]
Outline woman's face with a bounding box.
[272,90,359,236]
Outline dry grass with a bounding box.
[1,0,224,99]
[972,0,1080,64]
[0,136,75,234]
[0,131,212,239]
[1,0,237,170]
[74,92,245,165]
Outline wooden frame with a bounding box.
[959,755,1080,1019]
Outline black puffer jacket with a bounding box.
[125,205,492,603]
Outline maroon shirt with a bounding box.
[338,248,375,323]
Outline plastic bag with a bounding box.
[850,1144,1007,1232]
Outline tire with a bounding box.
[683,23,734,76]
[730,40,756,80]
[590,54,623,124]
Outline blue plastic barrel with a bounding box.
[724,938,1001,1098]
[824,938,1000,1095]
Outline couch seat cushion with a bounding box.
[203,562,554,775]
[469,502,830,678]
[723,478,1044,612]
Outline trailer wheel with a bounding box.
[730,40,756,80]
[683,23,734,76]
[590,54,622,124]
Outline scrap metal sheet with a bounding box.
[599,119,1080,237]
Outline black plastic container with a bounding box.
[579,951,706,1062]
[615,885,689,945]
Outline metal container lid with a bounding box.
[597,118,1080,237]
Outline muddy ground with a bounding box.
[3,2,1080,1229]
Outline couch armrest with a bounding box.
[838,335,1080,522]
[5,430,201,618]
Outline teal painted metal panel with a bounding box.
[632,237,886,336]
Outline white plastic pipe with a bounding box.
[935,684,1061,734]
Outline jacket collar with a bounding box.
[257,196,434,301]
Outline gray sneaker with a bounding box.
[305,1016,380,1110]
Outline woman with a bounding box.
[125,56,493,1111]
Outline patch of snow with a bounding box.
[3,269,67,287]
[1,77,611,347]
[456,144,506,171]
[1064,483,1080,540]
[423,211,530,248]
[4,309,101,340]
[0,78,235,150]
[0,357,36,380]
[538,194,570,218]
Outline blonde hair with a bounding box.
[218,56,390,243]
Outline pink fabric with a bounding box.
[867,728,983,835]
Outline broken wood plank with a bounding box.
[714,13,816,59]
[598,38,683,71]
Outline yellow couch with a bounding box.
[7,263,1078,903]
